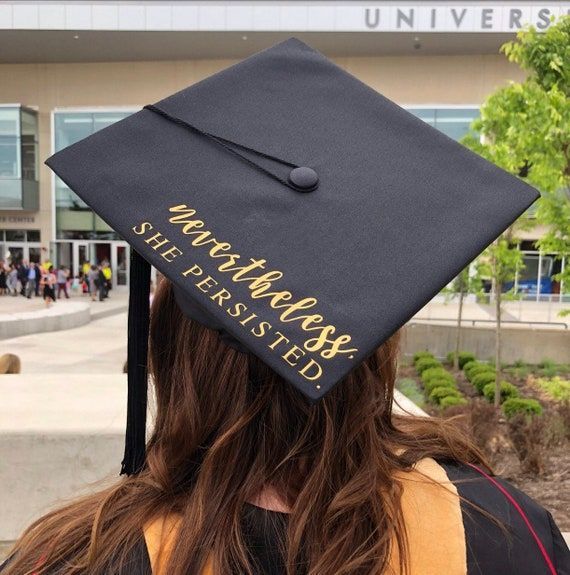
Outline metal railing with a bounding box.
[410,318,569,329]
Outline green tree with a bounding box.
[462,15,570,405]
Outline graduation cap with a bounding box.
[45,38,539,476]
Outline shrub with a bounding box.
[462,360,478,374]
[466,363,495,382]
[507,413,544,475]
[502,398,543,418]
[415,356,441,374]
[471,371,497,394]
[440,395,468,410]
[538,358,556,369]
[429,386,461,405]
[424,377,457,395]
[483,381,519,404]
[534,376,570,402]
[413,351,435,364]
[421,366,454,385]
[446,351,476,369]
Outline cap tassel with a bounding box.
[121,249,151,476]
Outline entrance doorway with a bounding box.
[54,241,130,290]
[2,242,41,265]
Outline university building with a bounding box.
[0,0,568,295]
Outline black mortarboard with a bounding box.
[45,38,539,475]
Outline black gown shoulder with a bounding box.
[440,460,569,575]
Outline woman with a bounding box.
[2,278,568,575]
[40,265,57,308]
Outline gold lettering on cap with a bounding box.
[182,264,203,277]
[299,359,323,381]
[282,345,306,367]
[161,246,183,263]
[167,205,358,361]
[196,275,218,293]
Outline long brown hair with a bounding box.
[5,279,486,575]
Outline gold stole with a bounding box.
[143,458,467,574]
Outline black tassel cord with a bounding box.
[121,249,151,476]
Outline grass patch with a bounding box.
[396,378,425,408]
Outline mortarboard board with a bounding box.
[45,38,539,475]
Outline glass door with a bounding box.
[112,242,129,290]
[72,241,89,279]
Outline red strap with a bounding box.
[467,463,557,575]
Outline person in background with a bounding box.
[17,261,28,297]
[102,261,112,299]
[87,264,99,303]
[25,262,37,299]
[57,266,70,299]
[34,263,41,297]
[40,265,57,308]
[0,261,7,296]
[7,265,18,296]
[97,265,107,302]
[82,260,91,295]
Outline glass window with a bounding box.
[6,229,26,242]
[407,107,479,141]
[0,106,39,209]
[27,229,40,242]
[0,108,20,179]
[54,110,133,240]
[20,109,39,181]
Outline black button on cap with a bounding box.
[288,166,319,192]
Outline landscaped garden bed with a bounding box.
[397,351,570,530]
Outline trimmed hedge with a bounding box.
[483,381,519,404]
[440,395,468,409]
[424,377,457,395]
[421,367,455,385]
[502,398,543,418]
[415,357,441,374]
[471,371,497,394]
[413,351,435,364]
[446,351,476,369]
[466,363,495,382]
[462,360,479,374]
[429,386,462,404]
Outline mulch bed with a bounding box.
[398,364,570,531]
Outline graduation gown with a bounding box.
[2,458,568,574]
[138,458,569,575]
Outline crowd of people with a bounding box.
[0,260,113,308]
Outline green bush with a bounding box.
[421,367,454,385]
[462,360,479,374]
[538,358,556,369]
[413,351,435,364]
[471,371,498,394]
[424,377,457,395]
[415,356,441,374]
[502,398,543,418]
[483,381,520,404]
[429,386,462,405]
[446,351,476,369]
[466,363,495,382]
[440,395,468,409]
[534,376,570,402]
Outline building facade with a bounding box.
[0,1,568,294]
